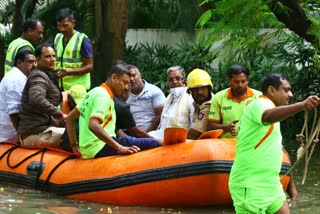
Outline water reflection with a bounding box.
[0,184,234,214]
[0,149,319,213]
[290,155,320,214]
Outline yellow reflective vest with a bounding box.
[54,31,90,91]
[4,38,34,74]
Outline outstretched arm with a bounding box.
[263,96,320,123]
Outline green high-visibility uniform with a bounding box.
[54,31,90,91]
[4,38,34,74]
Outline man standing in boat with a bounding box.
[186,69,214,139]
[229,73,320,214]
[65,64,160,159]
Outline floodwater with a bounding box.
[0,144,319,214]
[0,184,233,214]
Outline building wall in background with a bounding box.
[126,29,198,47]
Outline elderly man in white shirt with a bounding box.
[149,66,194,139]
[0,50,36,143]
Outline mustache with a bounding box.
[195,94,205,97]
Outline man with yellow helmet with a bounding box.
[186,68,214,139]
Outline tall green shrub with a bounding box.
[124,29,319,139]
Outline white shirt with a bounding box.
[159,89,194,129]
[0,67,27,142]
[149,87,194,140]
[126,80,165,131]
[159,96,178,129]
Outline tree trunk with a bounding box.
[92,0,128,87]
[12,0,24,38]
[268,0,317,48]
[12,0,38,39]
[83,0,96,40]
[26,0,38,18]
[176,0,201,30]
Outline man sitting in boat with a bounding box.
[148,66,194,140]
[207,64,262,138]
[111,60,155,139]
[126,65,166,132]
[0,50,36,143]
[61,84,87,114]
[65,64,161,159]
[115,89,158,140]
[186,69,214,139]
[60,84,87,152]
[18,44,66,148]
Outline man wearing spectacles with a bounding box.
[149,66,194,139]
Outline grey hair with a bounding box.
[166,66,186,78]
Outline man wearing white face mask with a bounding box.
[148,66,194,139]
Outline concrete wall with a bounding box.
[126,29,200,47]
[125,29,223,70]
[0,24,11,36]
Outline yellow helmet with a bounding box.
[187,69,213,89]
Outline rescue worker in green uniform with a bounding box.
[229,73,320,214]
[54,8,93,91]
[4,17,44,75]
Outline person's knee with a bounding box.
[142,139,160,150]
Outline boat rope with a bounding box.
[33,147,47,190]
[0,144,77,191]
[0,145,19,161]
[40,153,77,192]
[0,144,48,189]
[283,108,320,184]
[5,146,47,169]
[0,144,47,169]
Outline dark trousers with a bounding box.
[95,136,160,158]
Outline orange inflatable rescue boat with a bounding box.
[0,128,291,206]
